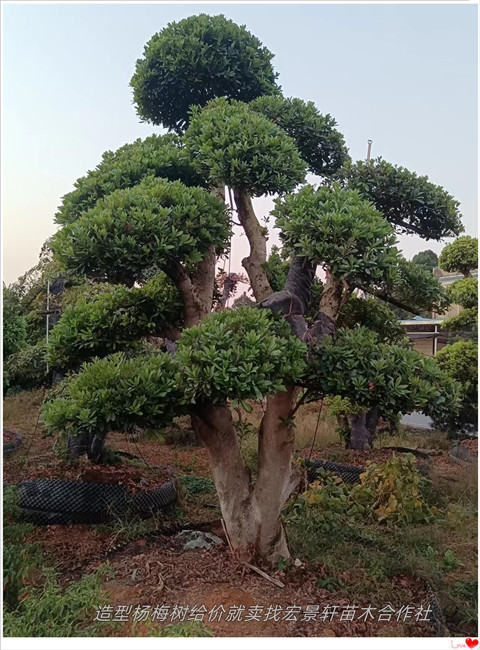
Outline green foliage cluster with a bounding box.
[4,340,48,392]
[439,236,478,277]
[249,95,349,176]
[442,277,478,332]
[446,277,478,310]
[177,306,307,403]
[307,327,459,421]
[411,249,438,271]
[337,158,463,239]
[3,286,27,359]
[178,474,215,495]
[52,177,230,285]
[42,351,183,438]
[286,455,433,538]
[339,296,406,343]
[3,565,114,637]
[384,258,450,315]
[131,13,279,132]
[55,134,205,225]
[273,185,399,287]
[431,340,478,435]
[185,98,307,196]
[351,455,435,525]
[262,245,290,292]
[48,274,183,369]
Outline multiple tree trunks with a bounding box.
[191,389,301,565]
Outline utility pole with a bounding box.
[366,139,373,161]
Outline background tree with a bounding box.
[439,235,478,278]
[306,327,459,449]
[411,249,438,272]
[3,286,27,361]
[431,341,477,437]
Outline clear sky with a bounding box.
[2,2,478,285]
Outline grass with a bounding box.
[283,459,478,637]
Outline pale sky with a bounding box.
[2,3,478,285]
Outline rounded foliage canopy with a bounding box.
[446,277,478,310]
[382,258,450,315]
[185,99,307,196]
[42,352,184,438]
[337,159,463,240]
[48,274,183,369]
[273,184,399,287]
[411,249,438,272]
[131,14,279,132]
[250,95,349,176]
[52,177,230,285]
[439,236,478,277]
[55,134,206,225]
[307,327,459,418]
[177,306,307,404]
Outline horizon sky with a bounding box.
[2,3,478,285]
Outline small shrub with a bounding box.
[351,454,435,525]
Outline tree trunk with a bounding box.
[191,403,256,559]
[191,394,301,567]
[365,407,379,447]
[350,412,371,450]
[318,275,344,322]
[168,262,211,328]
[252,386,302,564]
[233,189,272,302]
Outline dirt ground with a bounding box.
[3,389,478,637]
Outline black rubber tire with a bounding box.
[17,479,177,525]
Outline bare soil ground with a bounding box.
[3,389,478,637]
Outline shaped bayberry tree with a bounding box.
[43,14,464,564]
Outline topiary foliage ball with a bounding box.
[249,95,349,177]
[131,14,280,132]
[273,184,399,286]
[184,98,307,196]
[51,177,231,285]
[55,134,206,226]
[177,306,307,404]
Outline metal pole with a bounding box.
[366,139,373,161]
[46,279,50,374]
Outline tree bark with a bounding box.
[365,407,379,446]
[191,394,301,566]
[233,189,272,302]
[350,412,371,450]
[252,386,303,564]
[318,275,344,322]
[191,403,258,561]
[168,262,211,328]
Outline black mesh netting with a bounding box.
[302,458,365,484]
[17,479,177,525]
